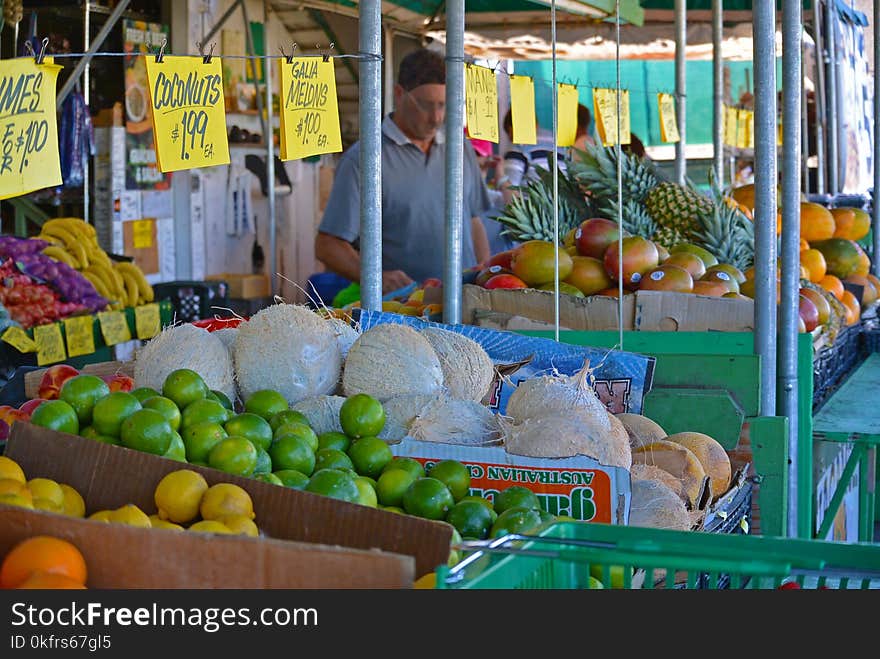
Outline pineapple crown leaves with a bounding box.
[691,169,756,270]
[569,144,660,205]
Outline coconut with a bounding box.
[419,327,495,401]
[616,413,667,450]
[234,304,342,405]
[134,324,235,401]
[628,479,693,531]
[632,440,709,507]
[378,394,436,443]
[665,432,732,502]
[409,398,502,446]
[506,361,609,428]
[504,414,631,469]
[630,464,688,505]
[291,395,346,435]
[342,324,444,401]
[327,317,360,361]
[213,327,239,350]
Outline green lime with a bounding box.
[30,400,79,435]
[207,436,258,476]
[273,469,310,489]
[180,399,229,431]
[269,435,316,475]
[446,500,494,539]
[354,477,378,507]
[538,509,555,523]
[244,390,288,421]
[448,527,462,567]
[79,425,118,445]
[376,469,417,508]
[120,409,173,456]
[163,431,187,462]
[317,431,350,453]
[460,495,498,522]
[162,369,208,409]
[494,486,540,515]
[59,375,110,426]
[402,477,455,520]
[254,447,272,474]
[589,564,632,589]
[91,392,141,438]
[586,576,605,589]
[273,422,318,451]
[314,448,354,472]
[130,387,160,404]
[269,409,309,433]
[382,506,405,514]
[181,421,228,463]
[427,460,471,501]
[490,506,543,538]
[339,393,386,439]
[254,472,283,486]
[381,457,425,480]
[210,390,234,411]
[141,396,182,432]
[305,468,360,503]
[347,436,393,479]
[225,413,273,451]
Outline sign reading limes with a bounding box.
[557,84,579,147]
[135,303,161,339]
[279,57,343,161]
[657,93,680,143]
[64,315,95,358]
[33,323,66,366]
[509,75,537,145]
[97,310,132,346]
[145,55,230,172]
[593,88,630,147]
[465,64,499,143]
[0,57,63,200]
[1,326,37,353]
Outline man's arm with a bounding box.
[315,232,413,293]
[471,216,491,266]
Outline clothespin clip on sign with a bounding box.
[155,38,167,63]
[198,41,215,64]
[317,42,334,63]
[280,43,297,64]
[24,37,49,64]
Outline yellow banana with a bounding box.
[82,271,111,300]
[116,262,153,302]
[38,233,64,248]
[42,225,89,269]
[42,246,78,268]
[51,217,97,241]
[97,259,124,294]
[88,248,113,271]
[84,266,115,299]
[118,269,139,308]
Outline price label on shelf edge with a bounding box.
[465,64,499,144]
[64,315,96,358]
[33,323,66,366]
[97,310,132,346]
[279,57,343,161]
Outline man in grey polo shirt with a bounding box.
[315,48,491,293]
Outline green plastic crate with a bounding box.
[436,522,880,590]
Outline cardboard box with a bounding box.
[206,273,270,299]
[4,424,452,578]
[0,506,413,588]
[462,285,756,333]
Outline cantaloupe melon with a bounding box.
[664,432,731,502]
[615,413,667,449]
[628,479,692,531]
[632,440,708,507]
[630,464,687,504]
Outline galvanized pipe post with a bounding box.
[780,0,803,539]
[753,0,778,417]
[263,0,277,297]
[875,0,880,276]
[674,0,687,185]
[813,0,827,194]
[713,0,724,184]
[359,0,383,310]
[825,0,839,193]
[443,0,466,324]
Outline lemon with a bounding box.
[108,504,152,528]
[0,493,34,509]
[218,515,260,537]
[59,484,86,517]
[199,483,255,521]
[33,498,64,514]
[154,469,209,523]
[413,572,437,589]
[0,479,33,503]
[27,478,64,508]
[88,510,113,523]
[149,514,184,531]
[188,520,234,534]
[0,456,25,484]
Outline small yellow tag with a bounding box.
[465,64,499,143]
[279,57,344,160]
[64,315,96,358]
[132,219,154,249]
[135,303,161,339]
[33,323,67,366]
[657,93,680,143]
[557,84,580,147]
[1,326,37,353]
[724,106,739,147]
[97,311,132,346]
[509,76,537,145]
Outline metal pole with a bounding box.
[443,0,465,324]
[674,0,687,185]
[713,0,724,184]
[263,0,276,297]
[551,0,560,342]
[359,0,383,310]
[874,0,880,275]
[825,0,839,193]
[813,0,827,194]
[802,39,810,193]
[201,0,242,46]
[780,0,802,539]
[83,1,90,223]
[240,1,267,142]
[753,0,778,417]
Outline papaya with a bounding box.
[810,239,862,280]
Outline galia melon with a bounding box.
[630,464,688,504]
[629,479,692,531]
[664,432,731,502]
[632,440,708,507]
[615,413,667,449]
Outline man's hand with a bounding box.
[382,270,414,293]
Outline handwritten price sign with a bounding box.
[145,56,230,172]
[509,76,537,145]
[557,84,580,147]
[0,57,63,200]
[657,93,680,143]
[593,88,631,147]
[465,64,499,143]
[279,58,342,160]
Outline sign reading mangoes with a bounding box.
[557,84,579,147]
[509,75,536,145]
[145,56,230,172]
[657,93,680,143]
[0,58,63,200]
[279,57,343,161]
[593,88,631,147]
[465,64,499,143]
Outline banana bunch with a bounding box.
[38,218,154,311]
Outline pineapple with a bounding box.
[691,177,755,270]
[651,225,688,249]
[644,182,715,241]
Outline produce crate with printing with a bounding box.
[152,280,230,323]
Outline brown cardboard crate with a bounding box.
[206,273,270,299]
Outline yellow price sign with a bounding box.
[556,84,580,147]
[592,88,630,147]
[132,219,154,249]
[0,58,63,200]
[736,110,750,149]
[657,93,680,143]
[1,326,37,353]
[135,303,161,339]
[465,64,499,143]
[145,56,230,172]
[33,323,67,366]
[279,57,343,161]
[97,311,132,346]
[747,111,755,149]
[64,315,96,358]
[508,75,537,145]
[723,106,739,147]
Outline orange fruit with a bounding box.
[662,252,706,279]
[799,238,810,252]
[0,536,87,588]
[819,274,845,301]
[867,273,880,294]
[853,243,871,277]
[831,207,871,241]
[692,280,729,297]
[799,288,832,325]
[800,202,836,242]
[799,249,827,284]
[840,290,861,325]
[17,571,87,589]
[844,275,879,306]
[731,183,756,211]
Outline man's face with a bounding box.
[395,83,446,141]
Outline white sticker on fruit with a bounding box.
[575,228,582,239]
[489,265,502,273]
[716,271,731,281]
[650,271,665,281]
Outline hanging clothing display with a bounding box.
[59,91,95,189]
[225,163,253,237]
